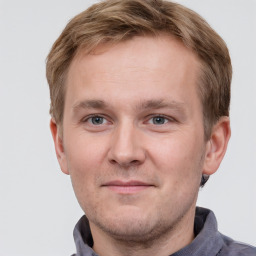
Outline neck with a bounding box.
[90,208,196,256]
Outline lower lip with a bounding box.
[105,185,152,194]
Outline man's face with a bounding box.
[55,35,209,241]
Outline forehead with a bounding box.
[70,35,199,75]
[65,35,201,111]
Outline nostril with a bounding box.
[131,160,139,165]
[110,159,117,165]
[109,158,140,167]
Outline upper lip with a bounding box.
[102,180,153,186]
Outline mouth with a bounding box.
[102,180,155,194]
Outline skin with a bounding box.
[51,35,230,256]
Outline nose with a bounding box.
[108,121,146,167]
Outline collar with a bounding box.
[72,207,224,256]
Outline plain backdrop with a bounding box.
[0,0,255,255]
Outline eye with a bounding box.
[88,116,107,125]
[149,116,169,125]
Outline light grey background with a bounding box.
[0,0,255,255]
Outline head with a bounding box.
[47,0,231,250]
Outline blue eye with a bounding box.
[89,116,106,125]
[151,116,168,125]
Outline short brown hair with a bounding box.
[46,0,232,140]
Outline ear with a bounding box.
[50,119,69,175]
[203,116,231,175]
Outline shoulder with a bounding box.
[219,234,256,256]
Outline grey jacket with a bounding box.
[71,207,256,256]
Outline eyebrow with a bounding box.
[72,99,186,113]
[135,99,186,112]
[73,100,107,111]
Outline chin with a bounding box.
[99,217,156,241]
[90,207,174,243]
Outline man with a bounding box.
[46,0,256,255]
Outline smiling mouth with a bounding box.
[102,180,154,194]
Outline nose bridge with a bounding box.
[108,119,145,166]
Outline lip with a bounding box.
[102,180,154,194]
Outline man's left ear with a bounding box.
[203,116,231,175]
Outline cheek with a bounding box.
[65,138,105,214]
[64,133,108,195]
[65,132,107,169]
[149,133,204,182]
[151,135,204,209]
